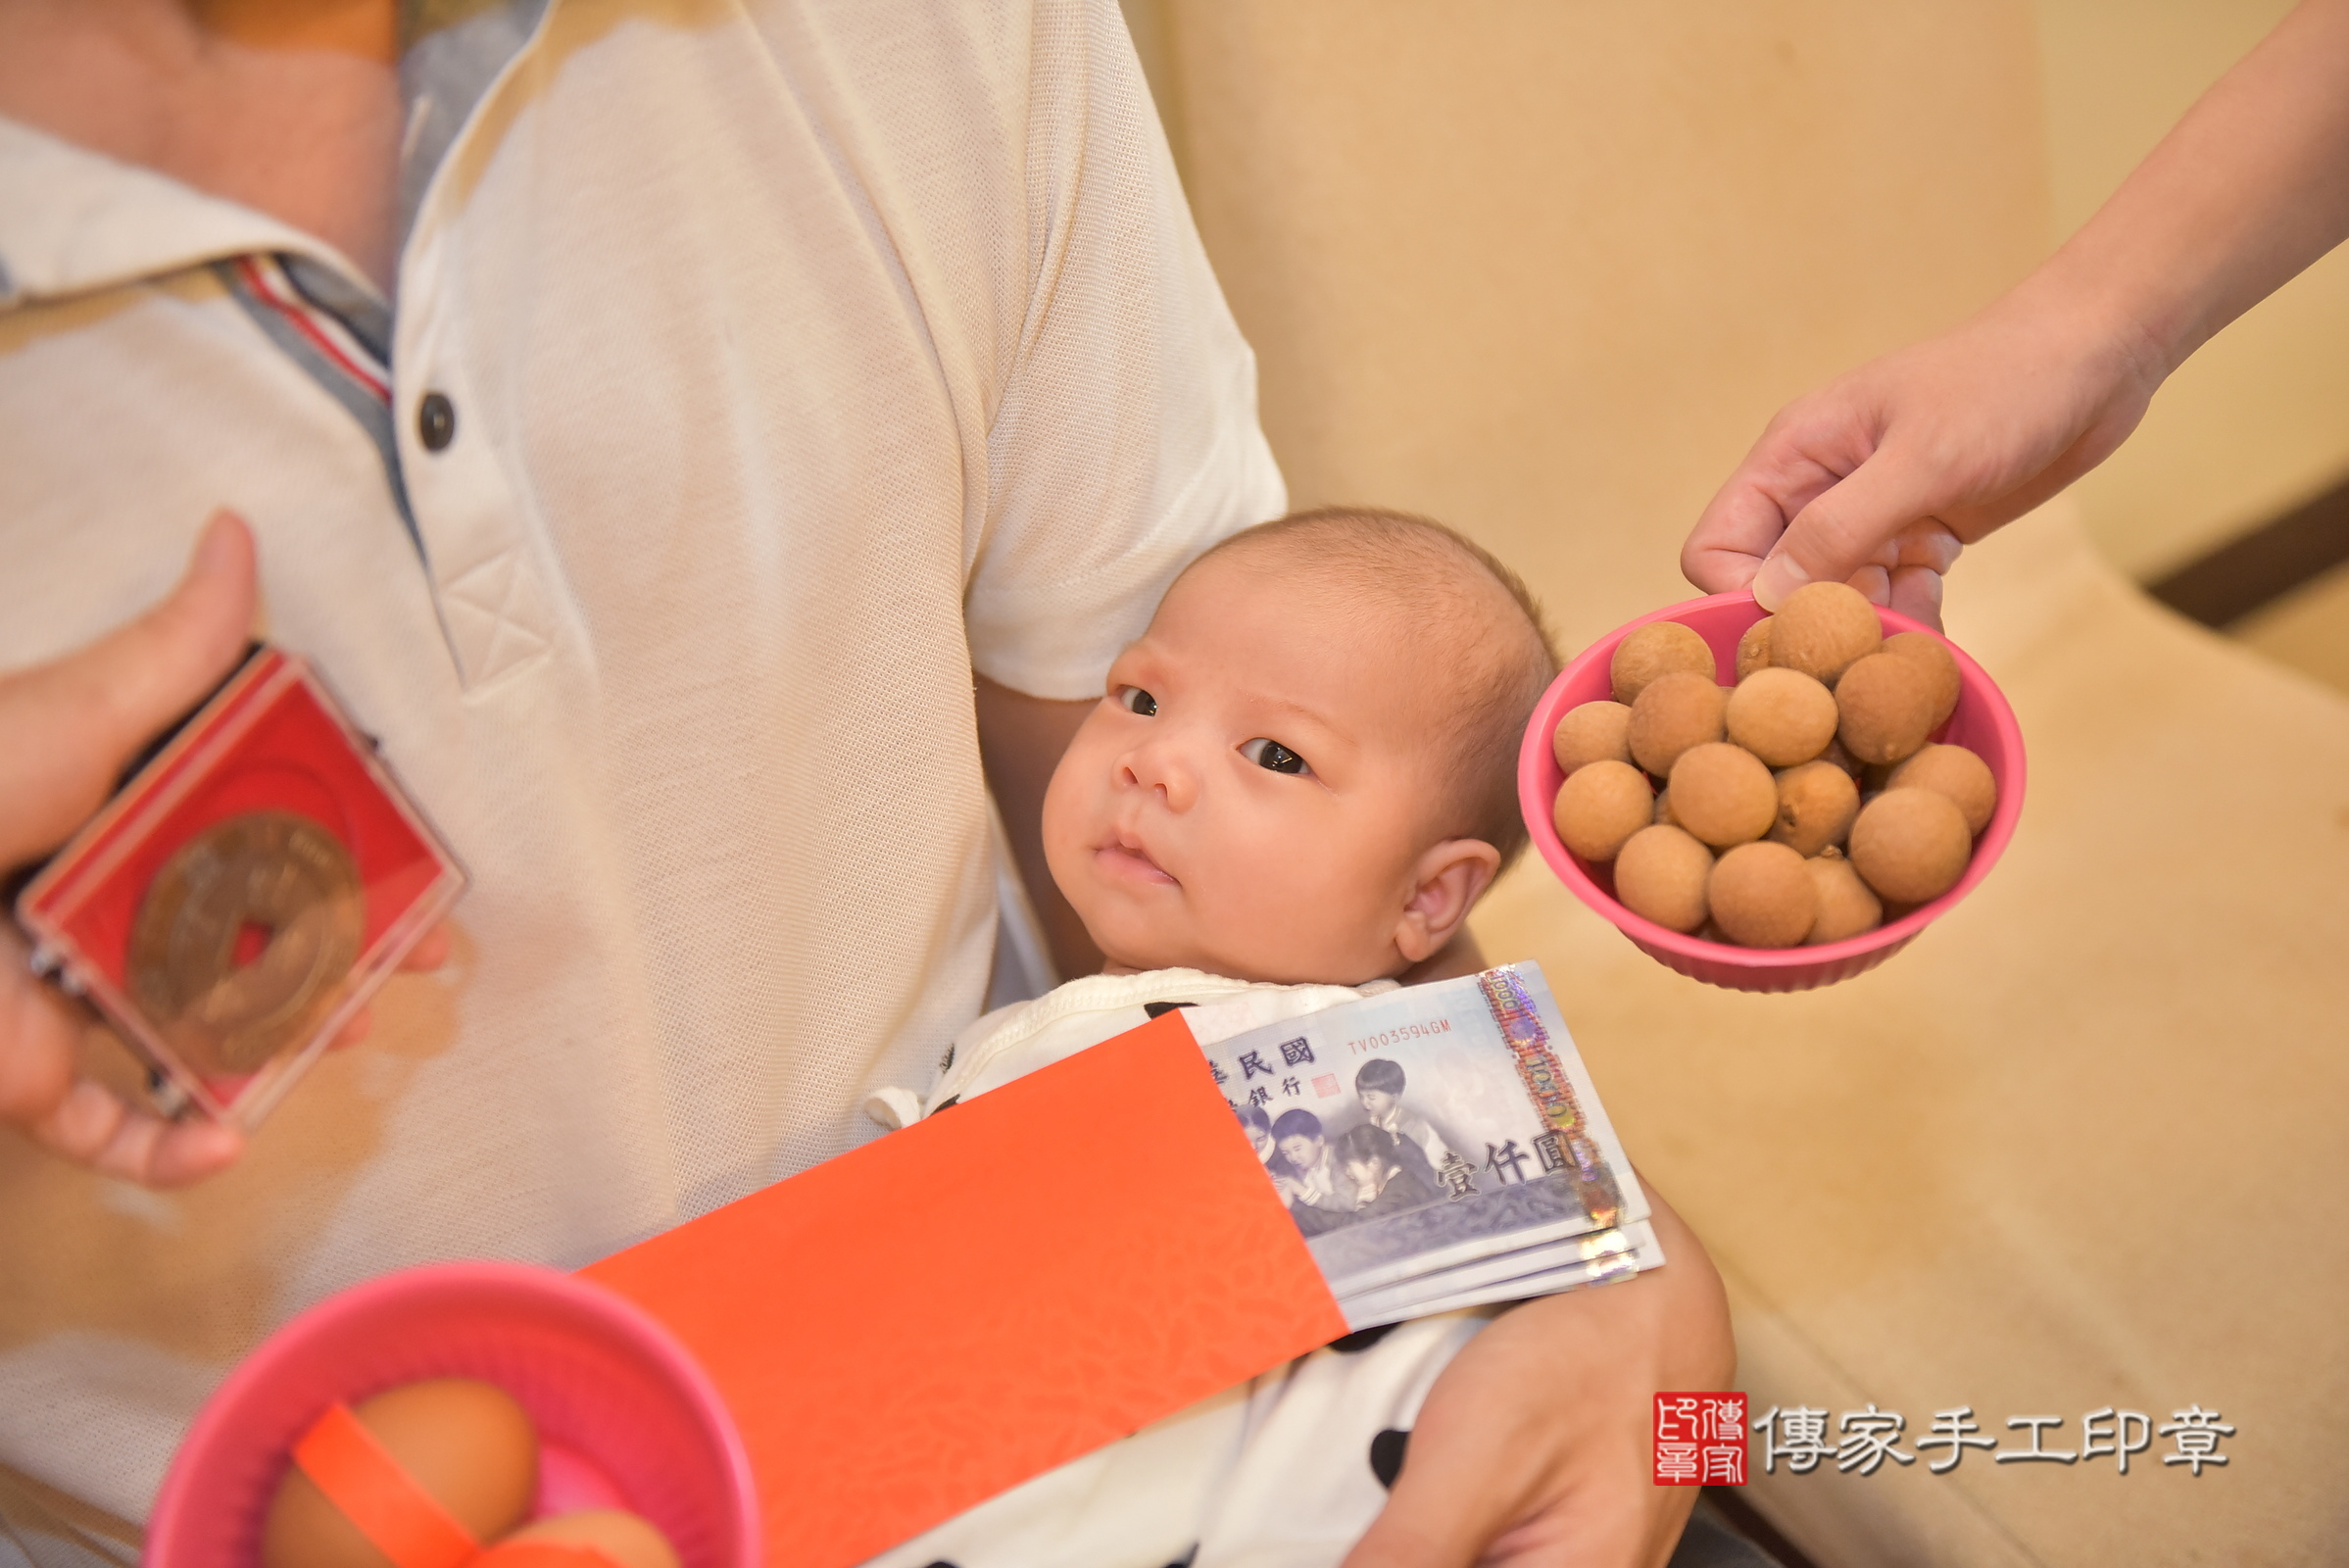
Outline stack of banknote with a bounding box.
[1193,962,1664,1331]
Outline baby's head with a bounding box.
[1042,507,1559,986]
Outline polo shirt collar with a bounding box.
[0,117,352,311]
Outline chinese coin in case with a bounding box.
[14,646,465,1128]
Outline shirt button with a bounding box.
[417,392,457,452]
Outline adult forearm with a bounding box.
[973,675,1102,979]
[1343,1185,1734,1568]
[2034,0,2349,377]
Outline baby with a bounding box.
[867,507,1568,1568]
[1046,504,1554,988]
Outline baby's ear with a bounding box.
[1393,839,1503,965]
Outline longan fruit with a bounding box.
[1848,787,1972,905]
[1612,824,1713,934]
[1804,850,1883,945]
[1627,671,1727,776]
[1885,743,1995,835]
[1835,651,1939,765]
[1552,760,1653,861]
[1884,630,1962,729]
[1735,617,1774,681]
[1818,735,1864,779]
[1610,621,1716,706]
[1769,760,1859,858]
[1770,580,1882,685]
[1552,700,1633,774]
[1708,841,1816,948]
[1653,786,1678,826]
[1726,666,1837,767]
[1666,742,1777,848]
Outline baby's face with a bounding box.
[1043,551,1484,985]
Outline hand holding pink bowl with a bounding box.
[1518,591,2025,993]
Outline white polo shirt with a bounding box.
[0,0,1282,1521]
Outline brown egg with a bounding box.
[1627,671,1727,776]
[1609,621,1716,706]
[1666,742,1777,848]
[1848,788,1972,904]
[264,1380,538,1568]
[1768,760,1859,858]
[1769,580,1882,685]
[1835,652,1939,765]
[1552,700,1633,774]
[1612,824,1713,934]
[1884,630,1962,729]
[1735,617,1774,681]
[1804,850,1884,944]
[1708,841,1816,948]
[1552,760,1652,861]
[1885,743,1996,835]
[490,1512,681,1568]
[1725,666,1837,767]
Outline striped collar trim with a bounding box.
[226,254,391,403]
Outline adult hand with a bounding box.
[1684,0,2349,631]
[1343,1188,1734,1568]
[1682,286,2163,630]
[0,513,446,1186]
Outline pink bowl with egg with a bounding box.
[1518,590,2025,992]
[147,1261,759,1568]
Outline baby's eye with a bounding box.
[1240,738,1312,776]
[1115,685,1158,716]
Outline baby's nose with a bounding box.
[1118,739,1198,811]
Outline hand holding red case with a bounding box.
[13,646,465,1127]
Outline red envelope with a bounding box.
[584,1009,1348,1568]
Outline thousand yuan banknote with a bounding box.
[1197,963,1665,1329]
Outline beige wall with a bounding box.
[2038,0,2349,579]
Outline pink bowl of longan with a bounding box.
[1517,585,2025,993]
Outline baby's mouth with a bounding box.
[1096,833,1177,886]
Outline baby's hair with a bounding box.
[1354,1057,1407,1095]
[1191,507,1562,873]
[1271,1108,1325,1142]
[1334,1123,1399,1166]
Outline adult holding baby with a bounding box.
[1684,0,2349,625]
[0,4,1725,1568]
